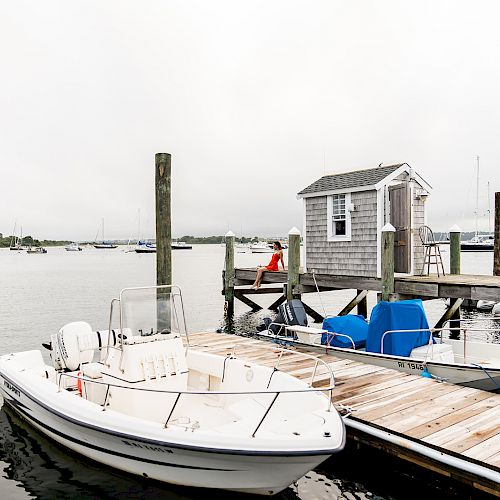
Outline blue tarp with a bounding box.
[365,299,432,356]
[321,315,369,349]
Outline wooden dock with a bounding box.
[234,268,500,300]
[189,331,500,496]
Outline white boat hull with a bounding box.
[257,332,500,392]
[0,348,343,495]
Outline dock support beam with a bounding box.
[224,231,235,317]
[155,152,172,332]
[495,192,500,276]
[338,290,369,316]
[381,224,396,302]
[287,227,301,301]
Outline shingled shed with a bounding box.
[297,163,432,277]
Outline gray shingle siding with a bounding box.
[306,191,378,277]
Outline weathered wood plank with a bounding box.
[373,387,492,434]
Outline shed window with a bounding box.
[327,193,351,241]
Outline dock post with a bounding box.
[155,153,172,332]
[381,224,396,302]
[287,227,301,302]
[448,225,461,337]
[495,192,500,276]
[449,225,461,275]
[224,231,235,317]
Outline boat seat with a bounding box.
[81,362,104,379]
[409,343,454,363]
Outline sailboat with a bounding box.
[93,219,117,249]
[9,222,25,251]
[461,156,494,252]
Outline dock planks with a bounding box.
[189,331,500,496]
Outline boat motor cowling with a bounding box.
[50,322,118,371]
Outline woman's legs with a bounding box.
[252,267,266,289]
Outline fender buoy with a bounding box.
[77,371,82,395]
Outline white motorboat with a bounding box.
[26,246,47,254]
[65,243,83,251]
[257,300,500,392]
[0,285,344,495]
[171,241,192,250]
[250,242,274,253]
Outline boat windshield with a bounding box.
[117,285,188,341]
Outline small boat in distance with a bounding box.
[26,246,47,254]
[172,241,192,250]
[65,243,83,251]
[93,219,117,249]
[134,241,156,253]
[250,241,274,253]
[461,233,494,252]
[0,285,345,494]
[9,222,25,251]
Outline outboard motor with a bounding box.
[258,299,308,334]
[49,322,118,371]
[278,299,308,327]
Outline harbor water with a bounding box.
[0,245,497,499]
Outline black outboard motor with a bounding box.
[278,299,308,327]
[258,299,308,335]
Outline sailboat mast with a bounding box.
[475,155,479,238]
[488,181,491,233]
[102,218,105,242]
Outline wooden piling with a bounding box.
[495,192,500,276]
[224,231,235,316]
[448,225,461,334]
[155,153,172,331]
[381,224,395,302]
[449,225,461,275]
[287,227,301,301]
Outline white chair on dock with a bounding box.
[419,225,445,276]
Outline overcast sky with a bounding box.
[1,1,500,240]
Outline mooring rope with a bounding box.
[312,271,327,319]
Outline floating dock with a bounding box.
[189,331,500,497]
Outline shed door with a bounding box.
[389,183,411,273]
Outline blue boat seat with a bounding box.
[321,315,369,349]
[365,299,432,356]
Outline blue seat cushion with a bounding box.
[321,315,369,349]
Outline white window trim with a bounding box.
[327,192,352,242]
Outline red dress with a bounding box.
[266,252,280,271]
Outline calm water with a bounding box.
[0,245,497,499]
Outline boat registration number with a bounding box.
[397,361,424,371]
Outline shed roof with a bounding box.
[298,163,404,196]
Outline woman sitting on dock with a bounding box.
[251,242,285,290]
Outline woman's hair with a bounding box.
[273,241,282,250]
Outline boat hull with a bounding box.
[0,366,339,495]
[460,244,494,252]
[257,332,500,392]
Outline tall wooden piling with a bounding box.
[495,192,500,276]
[449,225,461,275]
[381,224,395,302]
[287,227,301,301]
[155,153,172,331]
[448,225,461,335]
[224,231,235,316]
